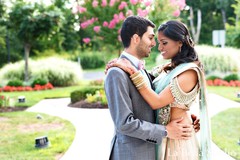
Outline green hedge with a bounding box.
[70,86,103,103]
[79,54,105,69]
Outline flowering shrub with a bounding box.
[73,0,186,51]
[73,0,154,50]
[206,79,240,87]
[0,83,54,92]
[0,95,8,107]
[86,90,107,105]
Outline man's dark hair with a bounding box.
[120,15,155,48]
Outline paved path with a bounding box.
[82,71,105,80]
[27,93,240,160]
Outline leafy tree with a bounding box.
[182,0,236,45]
[149,0,185,26]
[54,0,81,51]
[215,0,236,29]
[8,2,63,81]
[0,0,7,67]
[226,0,240,48]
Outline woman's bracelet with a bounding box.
[130,71,148,90]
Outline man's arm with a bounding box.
[105,68,166,144]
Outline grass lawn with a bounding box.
[211,108,240,159]
[207,86,240,159]
[0,111,75,160]
[207,86,240,103]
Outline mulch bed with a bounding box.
[68,100,108,109]
[0,106,28,113]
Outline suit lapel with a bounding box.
[143,69,155,90]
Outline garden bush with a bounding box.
[195,45,240,74]
[0,57,83,87]
[7,79,23,87]
[223,73,239,82]
[79,54,105,69]
[31,78,48,87]
[206,75,222,80]
[70,86,103,104]
[0,61,25,81]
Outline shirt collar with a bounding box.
[121,51,144,69]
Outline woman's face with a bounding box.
[157,31,182,60]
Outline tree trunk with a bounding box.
[236,15,238,29]
[189,7,202,44]
[189,7,196,39]
[195,9,202,44]
[24,43,31,82]
[221,8,226,29]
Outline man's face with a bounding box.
[157,31,182,60]
[136,26,156,59]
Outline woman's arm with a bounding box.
[135,69,198,110]
[107,58,199,110]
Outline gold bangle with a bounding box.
[130,71,141,79]
[136,81,148,90]
[130,71,148,90]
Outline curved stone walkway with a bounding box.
[27,93,240,160]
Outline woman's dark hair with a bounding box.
[121,15,155,48]
[158,20,200,71]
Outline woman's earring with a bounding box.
[179,46,182,53]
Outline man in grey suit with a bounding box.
[104,16,197,160]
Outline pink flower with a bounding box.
[80,18,97,29]
[80,22,89,29]
[178,0,186,10]
[118,1,128,10]
[103,21,109,27]
[94,26,101,33]
[118,12,125,21]
[137,9,149,17]
[102,0,107,7]
[130,0,138,5]
[78,6,87,13]
[126,10,133,16]
[113,14,120,23]
[108,19,117,29]
[173,9,180,17]
[92,0,98,8]
[170,0,186,10]
[145,0,152,7]
[83,38,91,44]
[109,0,115,6]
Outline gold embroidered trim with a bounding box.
[170,76,199,109]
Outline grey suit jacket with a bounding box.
[104,56,166,160]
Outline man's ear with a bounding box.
[132,34,140,44]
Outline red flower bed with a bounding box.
[0,83,54,92]
[206,79,240,87]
